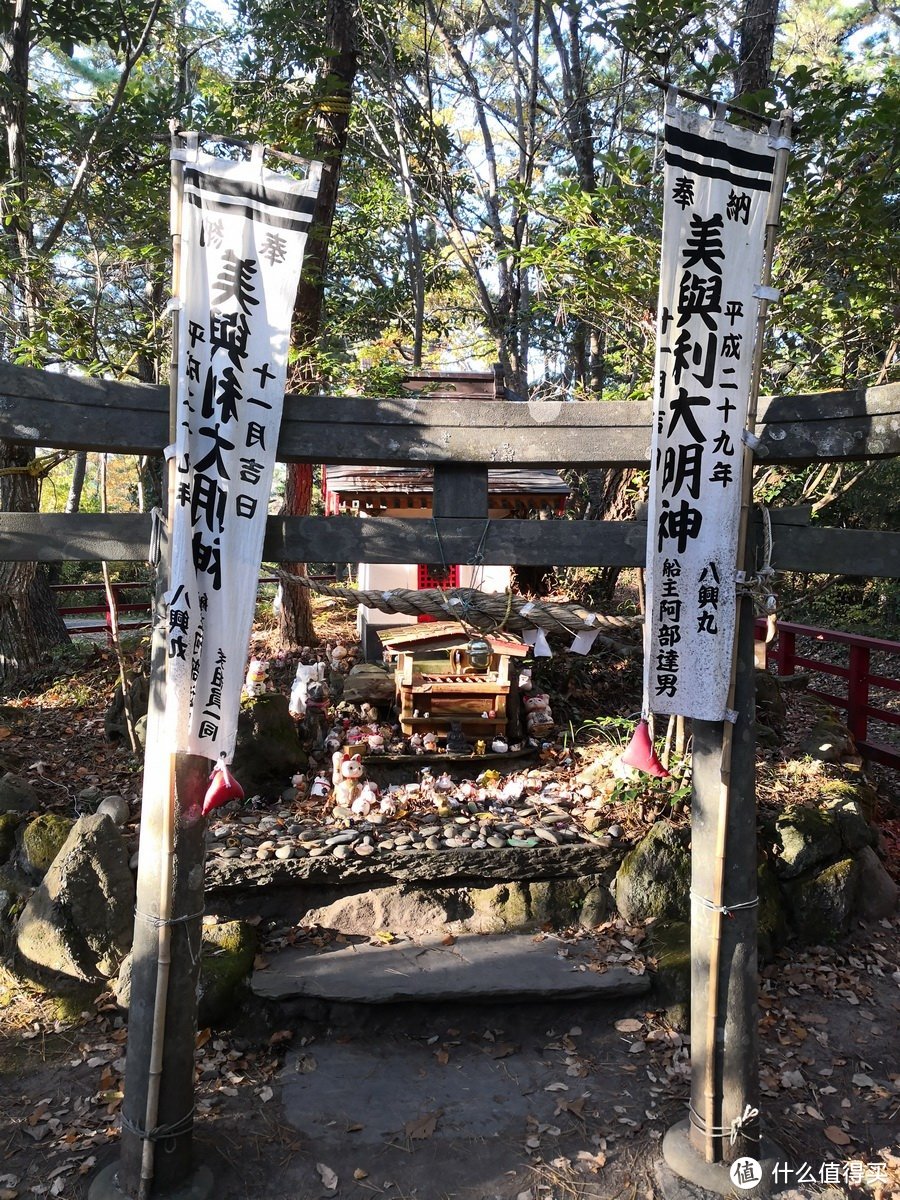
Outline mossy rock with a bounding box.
[231,693,307,798]
[0,811,22,864]
[613,822,690,923]
[757,861,786,962]
[783,857,860,943]
[21,813,75,876]
[647,920,690,1029]
[799,707,855,763]
[819,786,875,853]
[469,882,531,931]
[773,806,841,880]
[198,919,258,1028]
[755,670,786,727]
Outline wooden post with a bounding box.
[661,108,793,1197]
[91,130,212,1200]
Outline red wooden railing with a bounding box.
[52,580,151,639]
[52,574,337,642]
[756,619,900,769]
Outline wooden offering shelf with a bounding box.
[382,622,529,742]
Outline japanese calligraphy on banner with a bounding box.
[643,104,777,721]
[166,141,321,761]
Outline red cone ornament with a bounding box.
[202,761,244,816]
[619,719,670,779]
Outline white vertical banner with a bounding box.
[643,103,777,721]
[166,140,321,761]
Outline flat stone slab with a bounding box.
[252,931,651,1003]
[207,841,618,893]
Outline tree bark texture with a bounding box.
[0,443,69,680]
[735,0,779,98]
[279,0,358,650]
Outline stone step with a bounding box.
[251,931,652,1004]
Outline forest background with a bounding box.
[0,0,898,672]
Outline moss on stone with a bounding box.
[784,857,860,943]
[647,920,691,1029]
[0,811,22,864]
[469,883,531,930]
[21,814,74,876]
[198,920,258,1028]
[820,777,879,824]
[757,861,786,961]
[774,806,841,879]
[614,822,690,922]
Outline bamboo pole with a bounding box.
[134,123,185,1200]
[699,112,793,1164]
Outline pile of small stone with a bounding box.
[206,766,625,863]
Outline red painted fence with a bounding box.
[52,575,337,641]
[756,619,900,769]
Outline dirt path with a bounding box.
[1,919,898,1200]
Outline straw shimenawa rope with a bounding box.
[277,571,642,649]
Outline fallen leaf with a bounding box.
[615,1019,643,1033]
[488,1043,517,1059]
[353,1168,368,1181]
[435,1049,449,1066]
[316,1163,338,1190]
[405,1111,439,1140]
[545,1082,568,1092]
[852,1073,875,1088]
[824,1125,852,1146]
[258,1087,273,1103]
[374,930,397,944]
[441,934,456,946]
[196,1028,212,1049]
[268,1029,294,1047]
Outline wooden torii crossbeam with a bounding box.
[1,361,898,1200]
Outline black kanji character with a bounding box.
[726,189,751,225]
[682,213,724,274]
[668,387,710,442]
[260,232,288,265]
[724,300,744,326]
[253,361,276,387]
[658,498,703,553]
[677,272,723,329]
[192,531,222,590]
[656,674,679,697]
[212,250,259,314]
[191,474,227,533]
[194,425,236,476]
[662,442,704,499]
[246,421,266,450]
[672,176,695,209]
[239,457,266,485]
[210,311,250,370]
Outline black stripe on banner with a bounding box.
[665,151,772,192]
[185,189,312,232]
[665,122,775,175]
[184,167,317,218]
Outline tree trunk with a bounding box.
[0,443,69,681]
[735,0,779,98]
[65,451,87,514]
[278,0,358,650]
